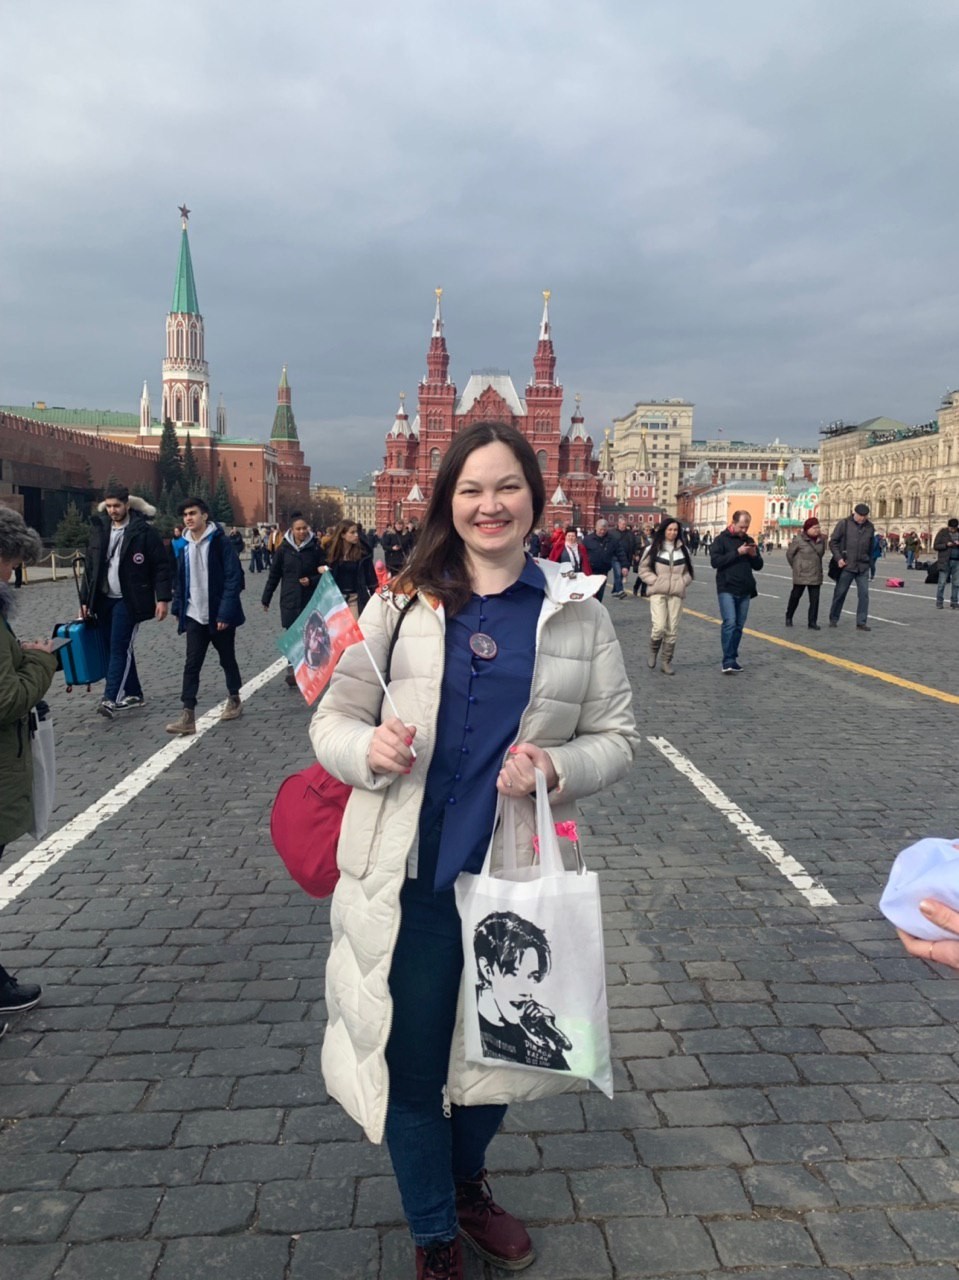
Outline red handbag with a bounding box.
[270,598,415,897]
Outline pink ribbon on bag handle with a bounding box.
[532,821,581,860]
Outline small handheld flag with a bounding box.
[277,573,363,705]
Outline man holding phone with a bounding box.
[710,510,764,673]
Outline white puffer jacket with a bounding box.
[309,559,640,1143]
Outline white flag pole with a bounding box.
[360,637,417,759]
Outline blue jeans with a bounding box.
[611,562,624,593]
[829,568,869,626]
[717,592,750,665]
[937,560,959,606]
[98,597,143,703]
[385,821,506,1247]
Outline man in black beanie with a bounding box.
[80,483,172,718]
[827,503,875,631]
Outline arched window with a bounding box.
[536,450,547,471]
[175,327,183,358]
[192,393,200,424]
[430,448,441,471]
[189,328,197,359]
[174,393,183,421]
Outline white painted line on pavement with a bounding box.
[0,658,288,911]
[647,735,837,908]
[761,570,934,604]
[838,609,908,627]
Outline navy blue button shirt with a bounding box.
[418,556,546,892]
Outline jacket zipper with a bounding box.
[373,599,446,1145]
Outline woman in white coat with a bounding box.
[310,422,638,1280]
[637,517,694,675]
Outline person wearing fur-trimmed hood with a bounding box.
[80,484,172,719]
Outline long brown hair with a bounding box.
[327,520,363,564]
[395,421,545,614]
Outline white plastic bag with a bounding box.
[454,770,613,1098]
[28,706,56,840]
[879,837,959,941]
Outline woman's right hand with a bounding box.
[367,717,417,775]
[898,899,959,971]
[21,639,58,654]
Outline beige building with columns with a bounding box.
[818,395,959,544]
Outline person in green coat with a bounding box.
[0,506,59,1027]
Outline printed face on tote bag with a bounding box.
[473,910,574,1072]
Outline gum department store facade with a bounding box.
[818,392,959,543]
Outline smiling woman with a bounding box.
[309,419,639,1276]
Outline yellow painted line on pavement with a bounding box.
[682,607,959,707]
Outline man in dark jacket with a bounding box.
[166,496,246,735]
[933,517,959,609]
[382,519,413,576]
[613,517,637,597]
[584,519,626,603]
[80,485,172,719]
[710,510,764,672]
[828,503,875,631]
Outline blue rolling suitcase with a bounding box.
[54,618,107,689]
[53,558,107,690]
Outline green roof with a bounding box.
[270,405,299,442]
[171,227,200,315]
[1,405,145,428]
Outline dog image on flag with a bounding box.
[277,572,364,705]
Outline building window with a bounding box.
[430,448,441,471]
[537,450,547,471]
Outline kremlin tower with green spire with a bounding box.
[158,205,219,436]
[270,366,311,516]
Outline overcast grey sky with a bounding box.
[3,0,959,484]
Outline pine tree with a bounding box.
[54,501,91,554]
[158,418,182,494]
[212,473,235,525]
[182,433,200,494]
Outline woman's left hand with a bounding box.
[497,742,558,796]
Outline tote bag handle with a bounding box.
[485,768,566,880]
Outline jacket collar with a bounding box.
[537,555,604,603]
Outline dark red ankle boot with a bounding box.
[415,1237,463,1279]
[456,1170,534,1270]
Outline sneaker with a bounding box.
[728,661,743,672]
[416,1237,464,1280]
[937,602,944,609]
[0,969,42,1014]
[117,695,146,709]
[456,1171,534,1271]
[722,664,736,673]
[808,623,821,630]
[96,699,118,720]
[785,617,793,627]
[828,621,838,628]
[614,590,627,599]
[856,625,871,632]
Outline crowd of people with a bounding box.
[5,457,959,1276]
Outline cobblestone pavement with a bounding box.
[2,561,959,1280]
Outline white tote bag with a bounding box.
[454,770,613,1098]
[28,706,56,841]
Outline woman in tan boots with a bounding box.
[637,517,694,675]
